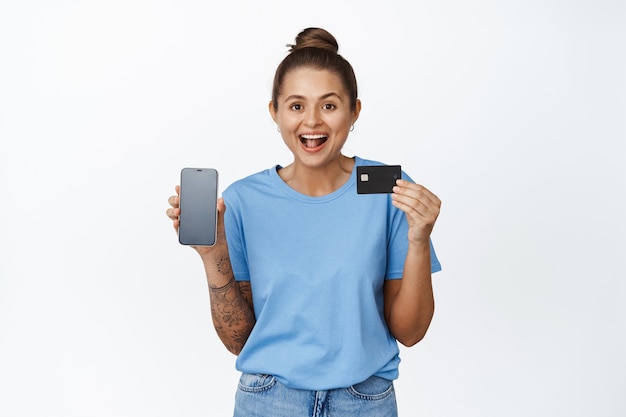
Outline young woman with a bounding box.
[167,27,441,417]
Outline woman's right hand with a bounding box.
[166,185,227,256]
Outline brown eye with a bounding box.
[291,104,303,111]
[323,103,336,110]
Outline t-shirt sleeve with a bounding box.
[223,189,251,282]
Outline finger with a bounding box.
[393,188,440,222]
[392,199,439,238]
[167,194,180,208]
[392,189,438,217]
[392,196,433,220]
[394,180,441,208]
[168,186,181,235]
[216,198,226,228]
[165,207,180,221]
[392,191,440,223]
[394,179,435,198]
[217,197,226,213]
[403,200,439,224]
[165,206,180,232]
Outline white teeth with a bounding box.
[299,134,328,148]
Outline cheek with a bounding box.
[277,113,299,129]
[333,109,355,124]
[332,114,353,130]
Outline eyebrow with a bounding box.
[283,92,344,104]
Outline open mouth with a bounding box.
[300,134,328,148]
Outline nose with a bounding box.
[304,107,322,127]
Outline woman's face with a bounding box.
[269,67,360,170]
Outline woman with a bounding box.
[167,27,441,417]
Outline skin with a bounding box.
[166,66,441,352]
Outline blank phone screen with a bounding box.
[178,168,218,246]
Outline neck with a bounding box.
[279,155,354,196]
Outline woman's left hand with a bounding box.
[391,179,441,244]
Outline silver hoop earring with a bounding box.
[350,125,355,132]
[277,126,281,133]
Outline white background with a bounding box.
[1,1,624,416]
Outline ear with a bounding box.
[352,99,362,125]
[268,101,277,123]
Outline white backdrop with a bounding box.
[1,1,624,416]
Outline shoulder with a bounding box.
[222,166,287,217]
[223,166,278,197]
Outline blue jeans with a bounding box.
[234,373,398,417]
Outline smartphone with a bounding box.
[356,165,401,194]
[178,168,219,246]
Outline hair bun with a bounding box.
[288,27,339,54]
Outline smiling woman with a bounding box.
[267,29,361,194]
[166,27,442,417]
[269,66,360,194]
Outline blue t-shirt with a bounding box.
[222,156,441,390]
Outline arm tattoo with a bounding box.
[215,253,233,277]
[207,256,255,355]
[209,276,235,292]
[237,281,254,311]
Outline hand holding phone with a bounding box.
[178,168,219,246]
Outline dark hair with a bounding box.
[271,28,358,111]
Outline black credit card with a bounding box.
[357,165,401,194]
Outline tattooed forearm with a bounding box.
[209,277,255,355]
[201,246,255,355]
